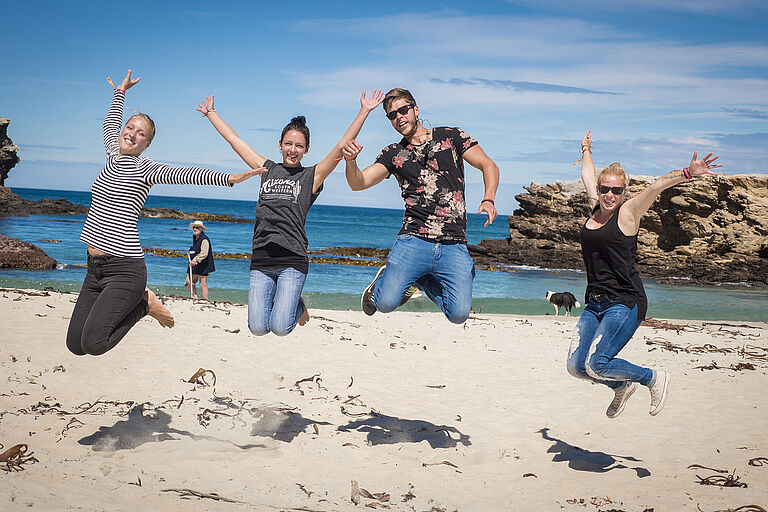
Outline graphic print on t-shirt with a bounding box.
[260,177,301,203]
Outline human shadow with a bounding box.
[78,404,264,451]
[249,407,332,443]
[337,412,471,448]
[538,427,650,478]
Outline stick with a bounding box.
[187,252,195,298]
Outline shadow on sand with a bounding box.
[78,404,264,451]
[538,427,650,478]
[249,408,332,443]
[337,412,471,448]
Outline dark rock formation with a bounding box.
[0,234,58,269]
[468,172,768,287]
[0,118,20,187]
[0,187,88,216]
[0,187,249,222]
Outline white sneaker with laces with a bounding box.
[648,370,670,416]
[606,381,638,419]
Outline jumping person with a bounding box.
[567,130,721,418]
[196,89,384,336]
[341,88,499,324]
[185,220,215,300]
[65,70,262,357]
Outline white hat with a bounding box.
[189,220,207,230]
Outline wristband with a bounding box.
[115,88,125,93]
[481,198,495,206]
[682,167,691,179]
[581,146,592,153]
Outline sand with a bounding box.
[1,288,767,511]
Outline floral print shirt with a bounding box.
[376,127,478,242]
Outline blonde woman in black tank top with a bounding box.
[566,130,721,419]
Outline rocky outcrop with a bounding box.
[0,234,58,269]
[0,188,249,222]
[0,118,20,186]
[0,187,88,216]
[468,172,768,287]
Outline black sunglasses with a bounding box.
[597,185,626,195]
[385,104,415,120]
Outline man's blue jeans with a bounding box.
[248,268,307,336]
[566,298,654,389]
[374,234,475,324]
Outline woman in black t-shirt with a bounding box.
[566,130,720,419]
[196,91,383,336]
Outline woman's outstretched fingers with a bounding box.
[689,151,722,176]
[117,69,141,91]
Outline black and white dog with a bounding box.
[545,291,581,316]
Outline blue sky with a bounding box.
[3,0,767,214]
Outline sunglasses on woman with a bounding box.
[597,185,625,195]
[385,104,415,120]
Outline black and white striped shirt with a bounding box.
[80,90,232,258]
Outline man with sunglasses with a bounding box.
[341,88,499,324]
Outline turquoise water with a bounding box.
[2,187,767,321]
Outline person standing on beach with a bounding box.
[567,130,721,418]
[185,220,215,300]
[196,89,384,336]
[65,70,262,357]
[341,88,499,324]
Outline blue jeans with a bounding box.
[374,234,475,324]
[566,298,653,389]
[248,268,307,336]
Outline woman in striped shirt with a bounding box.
[66,70,262,356]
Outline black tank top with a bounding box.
[580,204,647,320]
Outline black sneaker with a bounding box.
[362,266,386,316]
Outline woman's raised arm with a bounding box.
[579,130,598,208]
[312,89,385,193]
[620,152,721,234]
[197,95,267,169]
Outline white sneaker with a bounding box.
[648,371,670,416]
[606,381,638,419]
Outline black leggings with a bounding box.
[66,254,149,356]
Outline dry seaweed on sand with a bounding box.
[0,443,38,472]
[697,505,767,512]
[186,368,217,386]
[694,361,756,371]
[687,464,729,473]
[747,457,768,466]
[162,488,243,503]
[695,469,748,488]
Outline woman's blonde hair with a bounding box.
[597,162,629,187]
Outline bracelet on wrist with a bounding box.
[581,146,592,153]
[681,167,691,179]
[115,88,125,93]
[481,198,495,206]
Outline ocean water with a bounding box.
[1,187,767,322]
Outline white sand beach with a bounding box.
[1,288,767,511]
